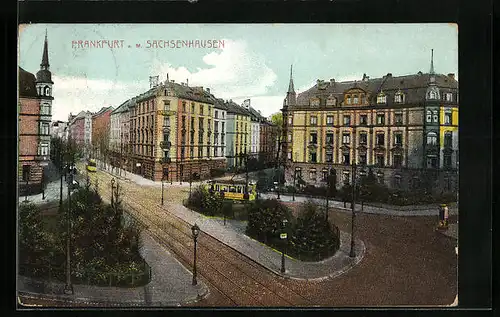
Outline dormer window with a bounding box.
[444,92,453,102]
[310,98,320,107]
[360,94,365,105]
[394,91,405,103]
[377,92,387,104]
[326,95,337,106]
[346,95,351,105]
[353,95,359,104]
[44,86,51,97]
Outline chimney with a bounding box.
[167,73,169,82]
[186,78,189,86]
[386,73,392,77]
[206,88,211,94]
[171,80,175,83]
[417,71,423,75]
[448,73,455,80]
[330,78,335,85]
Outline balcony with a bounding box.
[161,157,171,164]
[157,109,176,116]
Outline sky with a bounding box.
[18,24,458,122]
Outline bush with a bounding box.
[246,199,292,245]
[302,185,327,197]
[186,185,224,216]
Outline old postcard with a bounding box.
[17,23,458,307]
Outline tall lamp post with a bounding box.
[64,153,74,295]
[349,162,357,258]
[161,174,165,206]
[292,167,297,202]
[59,145,64,210]
[280,219,288,273]
[111,178,115,207]
[191,224,200,285]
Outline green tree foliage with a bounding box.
[187,185,224,216]
[246,199,292,244]
[289,200,340,261]
[18,202,50,265]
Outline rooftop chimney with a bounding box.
[448,73,455,80]
[206,88,211,94]
[171,80,175,83]
[186,78,189,86]
[386,73,392,77]
[330,78,335,85]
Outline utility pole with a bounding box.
[349,162,357,258]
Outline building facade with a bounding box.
[18,33,54,194]
[91,106,113,159]
[69,110,93,157]
[128,80,226,182]
[225,101,251,169]
[50,120,68,140]
[282,55,458,193]
[109,98,134,168]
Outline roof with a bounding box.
[225,100,251,116]
[92,106,114,118]
[111,97,136,114]
[135,81,215,105]
[296,72,458,107]
[19,67,38,98]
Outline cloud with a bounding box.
[151,39,278,100]
[51,39,281,121]
[51,75,147,121]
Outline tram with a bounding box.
[86,158,97,172]
[205,180,257,201]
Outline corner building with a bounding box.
[282,56,458,193]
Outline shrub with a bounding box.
[186,185,224,216]
[246,199,292,245]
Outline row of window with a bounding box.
[181,101,213,116]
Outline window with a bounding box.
[427,132,438,145]
[327,116,334,126]
[22,165,30,181]
[287,152,292,160]
[393,154,402,167]
[426,110,432,123]
[309,169,317,181]
[376,154,384,167]
[326,133,334,144]
[288,117,293,125]
[222,122,225,133]
[191,103,195,113]
[322,169,328,181]
[394,132,403,145]
[376,113,385,125]
[359,132,367,145]
[444,154,452,168]
[288,134,292,142]
[342,153,350,165]
[359,153,367,165]
[214,147,218,157]
[309,133,318,144]
[39,143,49,156]
[215,110,219,119]
[40,122,49,135]
[394,92,404,103]
[310,116,318,125]
[309,152,317,163]
[346,95,351,105]
[395,112,403,125]
[343,115,351,126]
[444,132,453,147]
[183,103,187,112]
[445,92,453,102]
[41,104,50,115]
[207,146,210,158]
[326,153,333,163]
[360,94,365,104]
[394,175,402,188]
[200,104,204,115]
[360,115,368,125]
[342,133,350,144]
[376,133,385,146]
[432,110,439,123]
[198,147,203,158]
[426,155,438,168]
[444,111,452,125]
[377,93,387,104]
[353,95,359,104]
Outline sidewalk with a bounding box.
[18,178,69,206]
[163,203,365,282]
[260,193,458,217]
[18,231,208,307]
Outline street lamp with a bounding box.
[41,172,45,200]
[111,178,115,207]
[280,219,288,273]
[191,224,200,286]
[292,167,297,202]
[274,181,280,200]
[161,176,165,206]
[349,162,357,258]
[64,167,74,295]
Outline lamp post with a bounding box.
[280,219,288,273]
[161,176,164,206]
[349,162,357,258]
[41,172,45,200]
[64,165,73,295]
[325,168,330,222]
[191,224,200,285]
[111,178,115,207]
[292,168,297,201]
[59,146,64,210]
[24,179,28,202]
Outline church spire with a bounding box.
[40,29,49,70]
[429,49,434,75]
[288,64,295,93]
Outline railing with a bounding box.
[19,259,151,288]
[160,141,171,149]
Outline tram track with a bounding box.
[93,172,312,307]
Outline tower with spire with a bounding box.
[426,49,440,100]
[285,64,296,107]
[35,30,53,165]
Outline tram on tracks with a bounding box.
[205,180,257,201]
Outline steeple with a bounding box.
[288,64,295,93]
[429,49,434,75]
[40,29,49,70]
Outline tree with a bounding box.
[19,202,50,265]
[246,199,292,245]
[289,200,340,260]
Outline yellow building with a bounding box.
[281,57,458,192]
